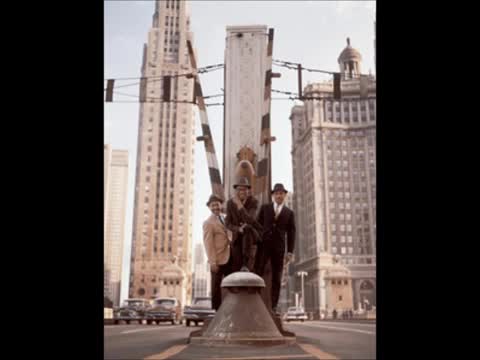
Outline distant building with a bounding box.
[104,145,129,306]
[290,39,376,317]
[192,243,210,300]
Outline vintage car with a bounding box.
[284,307,308,322]
[145,297,182,325]
[183,297,215,327]
[113,298,151,324]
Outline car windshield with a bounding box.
[124,300,145,307]
[193,299,211,307]
[154,299,175,306]
[288,307,304,313]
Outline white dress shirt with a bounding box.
[274,202,284,217]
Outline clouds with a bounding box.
[364,1,376,11]
[334,1,376,15]
[104,119,112,144]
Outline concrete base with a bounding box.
[189,336,296,346]
[188,318,212,339]
[188,271,297,346]
[165,342,316,360]
[189,315,296,346]
[272,314,296,337]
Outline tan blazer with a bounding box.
[203,213,231,266]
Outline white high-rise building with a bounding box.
[223,25,269,199]
[104,145,129,306]
[290,39,376,317]
[192,243,210,300]
[129,0,196,307]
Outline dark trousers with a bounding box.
[231,232,258,272]
[254,242,284,310]
[210,256,232,311]
[231,235,245,272]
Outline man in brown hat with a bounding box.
[203,194,232,310]
[225,177,263,272]
[254,183,296,314]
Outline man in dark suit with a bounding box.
[254,183,296,314]
[225,177,263,272]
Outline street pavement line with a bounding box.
[143,345,187,359]
[207,355,316,360]
[298,323,375,335]
[121,327,179,335]
[310,321,376,327]
[298,343,338,360]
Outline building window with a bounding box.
[339,295,343,301]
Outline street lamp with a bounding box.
[296,271,308,310]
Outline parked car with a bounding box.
[183,297,215,327]
[114,298,151,324]
[145,297,182,325]
[284,307,308,322]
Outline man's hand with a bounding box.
[210,264,219,273]
[238,223,246,233]
[285,252,294,263]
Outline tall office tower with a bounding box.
[104,145,129,306]
[223,25,269,200]
[129,0,196,307]
[290,39,376,317]
[192,243,210,299]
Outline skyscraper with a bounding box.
[290,39,376,317]
[192,243,210,299]
[223,25,269,200]
[104,145,129,306]
[129,0,196,307]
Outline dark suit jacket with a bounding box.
[225,195,263,246]
[257,203,295,254]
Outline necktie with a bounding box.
[219,216,225,226]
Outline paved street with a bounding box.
[286,321,376,360]
[104,320,375,359]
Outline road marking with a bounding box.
[121,326,180,335]
[297,323,375,335]
[298,343,338,360]
[207,355,315,359]
[144,345,188,359]
[309,321,376,327]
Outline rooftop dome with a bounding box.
[338,38,362,63]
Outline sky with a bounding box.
[104,0,376,303]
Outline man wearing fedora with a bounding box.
[225,177,263,272]
[203,194,232,311]
[254,183,296,314]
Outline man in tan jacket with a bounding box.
[203,194,232,310]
